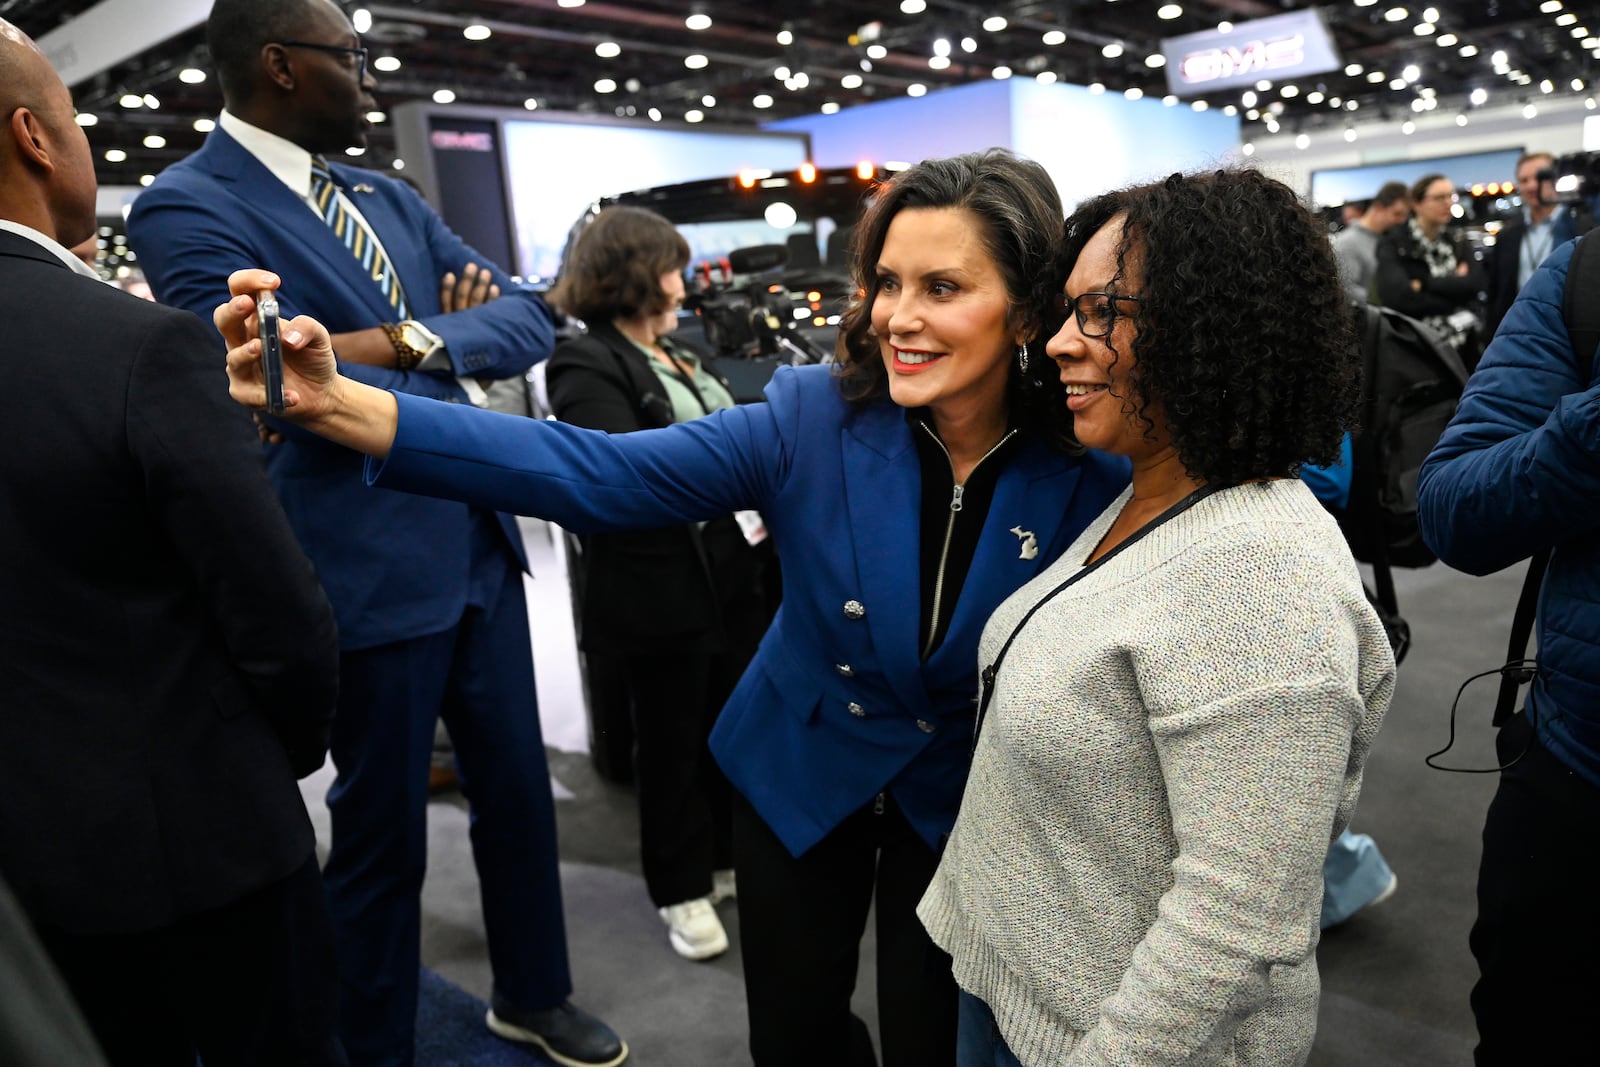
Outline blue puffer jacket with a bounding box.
[1418,237,1600,785]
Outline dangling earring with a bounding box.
[1016,341,1029,375]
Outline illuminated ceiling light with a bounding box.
[841,73,863,89]
[1402,119,1416,133]
[1344,127,1358,142]
[1470,87,1488,104]
[1158,4,1183,20]
[1540,0,1562,10]
[373,55,401,72]
[961,36,977,52]
[1088,81,1105,94]
[392,159,406,170]
[1102,43,1124,58]
[777,29,794,46]
[753,93,774,108]
[1124,86,1144,99]
[1295,133,1310,149]
[345,145,366,156]
[1588,96,1598,108]
[933,38,952,57]
[1147,53,1167,68]
[983,16,1007,31]
[789,72,809,88]
[1367,70,1386,83]
[1423,5,1439,18]
[684,54,708,69]
[992,65,1013,79]
[1585,37,1600,47]
[1354,0,1378,5]
[75,112,98,126]
[1281,84,1299,97]
[523,97,539,110]
[1307,90,1324,103]
[1523,102,1538,118]
[193,117,215,132]
[1246,108,1260,119]
[775,65,791,80]
[1218,21,1233,32]
[900,0,927,13]
[1402,64,1421,81]
[820,101,840,114]
[1191,99,1209,110]
[1347,99,1360,110]
[104,148,127,162]
[867,44,887,59]
[645,107,661,121]
[1384,8,1409,23]
[1541,79,1554,92]
[1163,94,1178,105]
[593,78,616,93]
[119,93,143,108]
[1491,49,1508,64]
[1037,70,1059,84]
[352,8,372,33]
[1222,104,1237,115]
[558,0,586,6]
[366,110,386,123]
[1574,25,1591,37]
[1459,44,1479,57]
[463,24,491,41]
[432,88,456,103]
[702,94,716,107]
[1414,22,1435,35]
[928,55,951,69]
[685,13,712,30]
[907,83,927,97]
[595,41,620,58]
[1410,97,1426,111]
[1241,142,1255,156]
[685,109,703,123]
[1457,111,1470,124]
[1344,63,1363,76]
[1575,78,1588,90]
[139,174,154,187]
[1256,79,1272,90]
[1042,30,1066,46]
[143,93,160,109]
[1556,12,1577,25]
[179,67,206,84]
[1241,90,1258,107]
[142,133,166,149]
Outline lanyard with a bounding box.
[972,482,1225,748]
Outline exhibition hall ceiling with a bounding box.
[9,0,1598,188]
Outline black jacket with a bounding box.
[0,231,338,934]
[1375,222,1485,321]
[544,321,769,656]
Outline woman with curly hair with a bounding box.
[212,150,1130,1066]
[918,169,1397,1067]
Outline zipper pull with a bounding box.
[950,484,964,512]
[873,792,886,816]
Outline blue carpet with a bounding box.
[416,968,559,1067]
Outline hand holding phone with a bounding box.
[257,291,286,415]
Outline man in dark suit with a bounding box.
[126,2,626,1065]
[0,19,342,1065]
[1485,151,1587,336]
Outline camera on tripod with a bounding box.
[1536,150,1600,207]
[683,244,832,364]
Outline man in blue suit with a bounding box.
[127,2,626,1065]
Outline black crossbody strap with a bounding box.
[972,483,1225,747]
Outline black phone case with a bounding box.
[259,295,286,415]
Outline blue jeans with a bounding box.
[957,991,1024,1067]
[1321,829,1394,928]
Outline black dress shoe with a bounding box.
[485,994,628,1067]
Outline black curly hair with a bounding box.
[835,149,1078,450]
[1060,168,1359,484]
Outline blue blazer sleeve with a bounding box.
[367,363,815,530]
[1417,238,1600,575]
[1299,433,1353,511]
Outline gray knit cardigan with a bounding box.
[919,479,1395,1066]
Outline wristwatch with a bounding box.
[382,319,443,370]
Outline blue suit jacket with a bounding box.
[368,365,1131,854]
[128,128,556,649]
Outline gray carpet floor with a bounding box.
[300,521,1522,1066]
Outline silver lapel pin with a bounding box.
[1009,526,1038,560]
[351,182,375,194]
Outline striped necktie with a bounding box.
[309,156,409,319]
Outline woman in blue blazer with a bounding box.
[219,150,1130,1066]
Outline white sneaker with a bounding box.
[658,897,728,961]
[709,868,737,905]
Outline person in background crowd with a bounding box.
[0,19,342,1064]
[1484,152,1589,335]
[1332,181,1411,304]
[918,169,1394,1067]
[214,148,1131,1067]
[124,1,625,1064]
[1418,234,1600,1065]
[543,206,774,962]
[1377,173,1487,368]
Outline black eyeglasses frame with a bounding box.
[1059,291,1143,338]
[272,40,369,80]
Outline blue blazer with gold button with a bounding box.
[369,364,1130,855]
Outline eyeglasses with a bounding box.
[273,40,369,80]
[1421,191,1458,203]
[1058,291,1143,338]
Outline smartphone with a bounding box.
[257,291,286,415]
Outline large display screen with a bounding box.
[499,118,809,281]
[1311,149,1526,208]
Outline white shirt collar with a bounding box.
[219,110,319,200]
[0,219,102,279]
